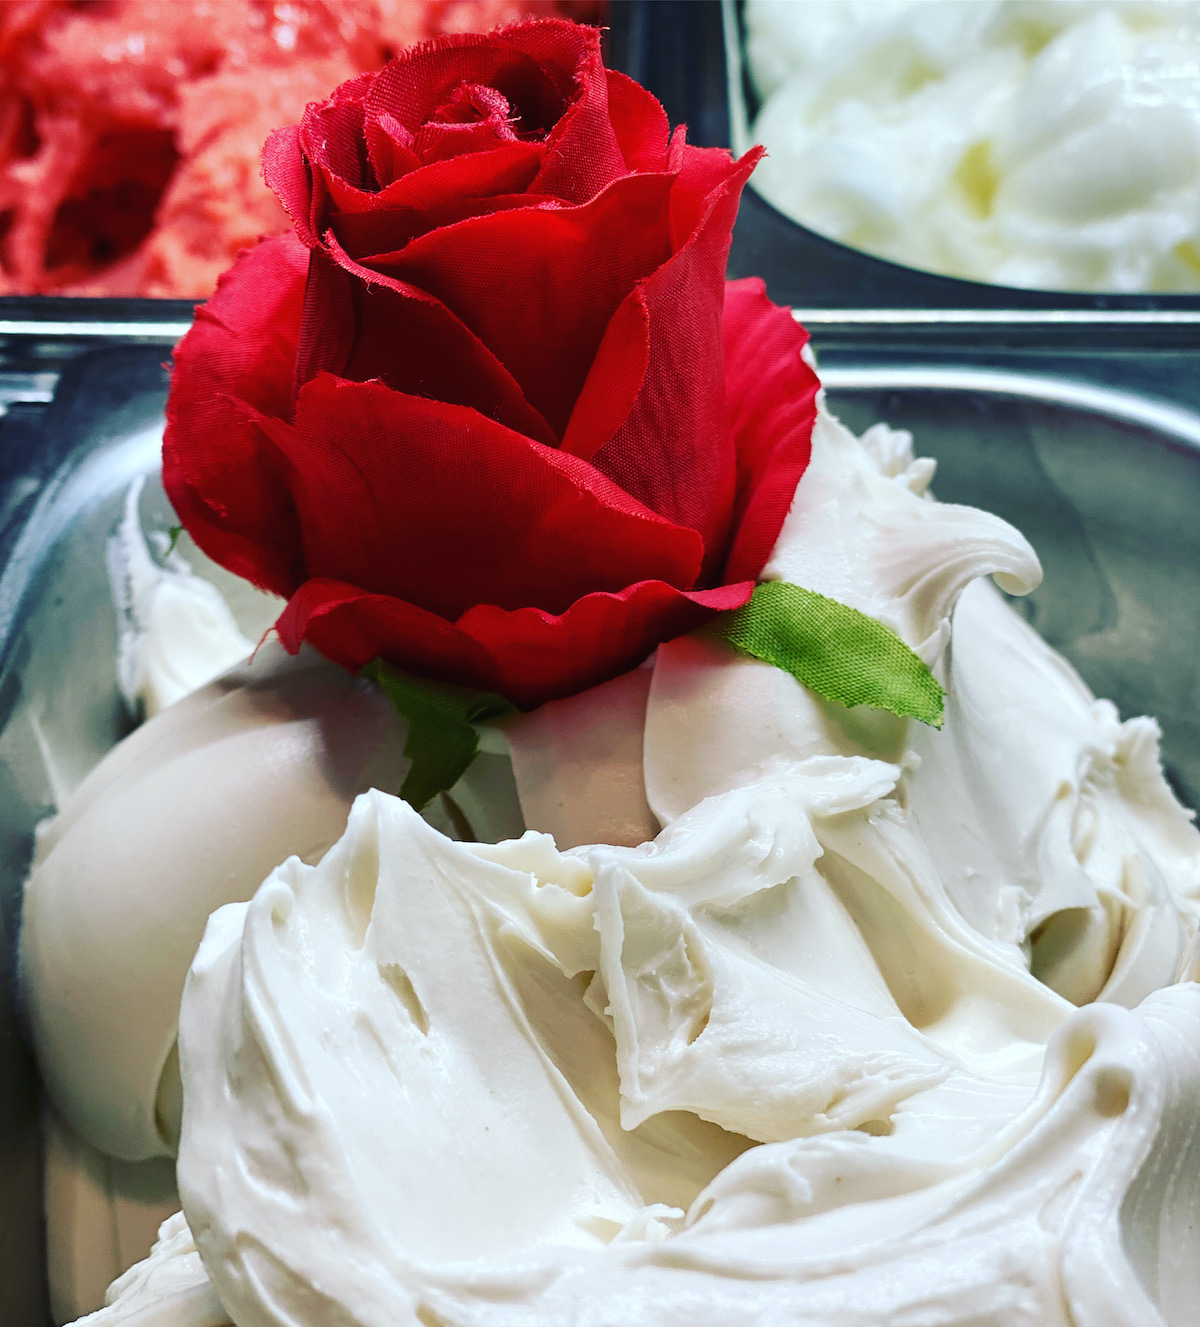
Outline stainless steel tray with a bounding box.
[2,329,1199,1324]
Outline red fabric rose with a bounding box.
[163,19,819,708]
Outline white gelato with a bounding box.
[50,399,1200,1327]
[159,801,1200,1327]
[72,1212,226,1327]
[20,643,409,1163]
[108,479,266,719]
[744,0,1200,291]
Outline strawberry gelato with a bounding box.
[0,0,604,299]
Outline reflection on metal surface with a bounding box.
[797,309,1200,325]
[0,320,191,340]
[822,366,1200,453]
[0,373,57,413]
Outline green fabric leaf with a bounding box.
[166,525,184,555]
[715,581,945,727]
[362,660,514,811]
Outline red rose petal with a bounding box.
[365,170,677,438]
[303,97,373,191]
[262,125,318,248]
[605,69,672,174]
[559,285,649,463]
[669,143,763,250]
[367,41,567,150]
[364,112,421,191]
[325,141,545,254]
[492,18,594,106]
[258,374,706,622]
[522,24,627,204]
[278,575,754,710]
[162,234,309,595]
[413,97,520,166]
[330,69,376,108]
[329,190,544,261]
[276,579,495,688]
[720,277,820,583]
[588,147,761,581]
[666,124,688,174]
[314,229,557,446]
[369,139,543,212]
[292,247,357,401]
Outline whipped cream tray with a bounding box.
[623,0,1200,312]
[3,321,1200,1324]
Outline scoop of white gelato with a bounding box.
[19,643,408,1162]
[746,0,1200,291]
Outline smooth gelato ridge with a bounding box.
[59,402,1200,1326]
[745,0,1200,292]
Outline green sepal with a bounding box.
[715,581,945,728]
[362,659,515,811]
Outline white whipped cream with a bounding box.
[745,0,1200,291]
[69,401,1200,1327]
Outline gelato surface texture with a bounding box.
[41,403,1200,1327]
[0,0,603,298]
[746,0,1200,292]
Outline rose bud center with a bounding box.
[413,81,530,164]
[433,82,515,130]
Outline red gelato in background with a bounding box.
[0,0,605,298]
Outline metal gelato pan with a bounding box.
[2,323,1200,1323]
